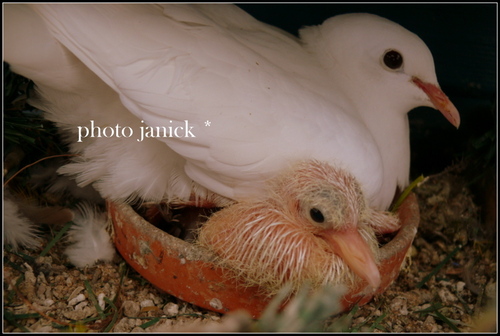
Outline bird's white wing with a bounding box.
[29,4,384,202]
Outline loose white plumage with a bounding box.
[3,198,41,251]
[3,189,75,251]
[28,159,104,205]
[64,203,115,268]
[3,195,114,267]
[4,4,459,211]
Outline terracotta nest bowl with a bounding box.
[109,193,419,318]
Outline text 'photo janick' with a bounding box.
[77,120,196,142]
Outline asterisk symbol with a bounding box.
[204,120,211,127]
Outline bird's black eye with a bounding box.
[383,50,403,70]
[309,208,325,223]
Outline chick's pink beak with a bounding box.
[319,227,381,289]
[411,76,460,128]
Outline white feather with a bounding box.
[28,159,104,204]
[3,198,41,251]
[64,203,115,268]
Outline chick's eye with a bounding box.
[309,208,325,223]
[383,50,403,70]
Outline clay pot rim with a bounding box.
[109,193,419,317]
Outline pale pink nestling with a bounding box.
[197,160,400,296]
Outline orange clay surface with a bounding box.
[109,193,419,318]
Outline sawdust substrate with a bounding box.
[3,164,497,332]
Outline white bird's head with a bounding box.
[301,13,460,128]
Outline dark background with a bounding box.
[237,4,497,180]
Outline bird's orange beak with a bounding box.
[319,227,380,289]
[411,76,460,128]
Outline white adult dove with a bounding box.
[4,4,459,211]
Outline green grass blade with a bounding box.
[433,310,461,332]
[391,175,426,212]
[84,280,107,320]
[39,221,74,257]
[416,245,462,288]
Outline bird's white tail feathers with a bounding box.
[64,203,115,268]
